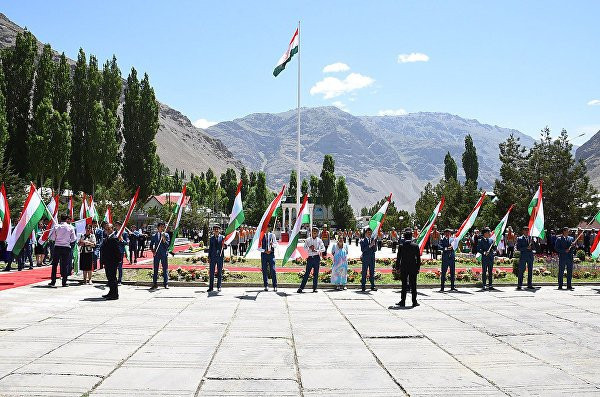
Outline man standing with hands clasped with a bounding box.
[259,226,278,291]
[150,222,170,289]
[396,228,421,307]
[554,226,575,290]
[208,225,225,292]
[100,223,121,300]
[517,225,535,290]
[298,226,325,293]
[360,227,378,292]
[478,227,495,290]
[439,228,456,292]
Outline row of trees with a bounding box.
[414,130,598,233]
[0,30,160,200]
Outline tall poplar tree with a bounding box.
[0,64,8,163]
[69,49,88,191]
[32,44,55,112]
[462,134,479,183]
[319,154,336,218]
[444,151,458,181]
[28,97,53,185]
[53,53,71,114]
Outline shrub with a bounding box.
[576,250,586,262]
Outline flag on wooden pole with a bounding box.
[245,185,286,256]
[117,187,139,238]
[0,183,11,242]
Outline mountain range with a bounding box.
[576,129,600,189]
[205,106,536,209]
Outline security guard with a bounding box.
[477,227,495,290]
[516,226,535,290]
[439,228,456,292]
[554,227,575,290]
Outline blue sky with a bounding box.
[4,1,599,144]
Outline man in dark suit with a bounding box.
[516,226,535,290]
[554,226,575,290]
[360,228,378,291]
[439,228,456,292]
[259,227,277,291]
[477,227,495,290]
[208,225,225,292]
[396,229,421,307]
[100,223,121,300]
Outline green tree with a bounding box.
[240,167,249,198]
[219,168,237,211]
[32,44,55,112]
[309,175,320,203]
[288,170,297,200]
[28,97,53,186]
[301,178,309,196]
[68,48,89,191]
[3,30,37,175]
[414,183,437,228]
[102,55,122,149]
[47,111,71,192]
[444,151,458,181]
[0,64,8,163]
[86,102,119,193]
[462,134,479,183]
[332,176,354,229]
[53,53,71,113]
[319,155,336,217]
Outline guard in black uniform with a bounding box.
[396,229,421,307]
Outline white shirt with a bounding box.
[304,236,325,257]
[258,232,278,253]
[49,222,77,248]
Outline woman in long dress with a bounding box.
[331,236,349,290]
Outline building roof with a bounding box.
[146,193,190,207]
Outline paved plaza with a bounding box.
[0,283,599,396]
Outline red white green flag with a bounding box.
[452,191,487,250]
[369,193,392,237]
[68,194,74,220]
[245,185,286,256]
[7,183,47,256]
[88,195,98,221]
[273,27,299,77]
[38,195,60,245]
[589,210,600,259]
[117,187,139,238]
[168,184,187,252]
[0,183,11,242]
[224,180,245,245]
[491,204,514,246]
[282,194,309,266]
[103,206,113,224]
[416,197,445,255]
[79,193,88,220]
[528,181,545,238]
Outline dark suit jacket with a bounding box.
[208,235,225,261]
[360,237,377,263]
[100,234,121,267]
[396,240,421,275]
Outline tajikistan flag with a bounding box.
[0,183,11,242]
[224,180,245,245]
[88,196,99,221]
[79,193,88,220]
[7,183,48,256]
[168,184,187,252]
[273,27,299,77]
[491,204,514,246]
[282,194,310,266]
[245,185,286,256]
[38,195,60,245]
[68,195,74,220]
[103,206,113,225]
[452,191,487,250]
[589,210,600,259]
[528,181,544,238]
[416,197,445,255]
[369,193,392,237]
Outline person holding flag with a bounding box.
[477,227,495,290]
[439,229,456,292]
[150,221,170,289]
[554,226,575,290]
[360,227,378,292]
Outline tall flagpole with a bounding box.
[296,20,301,215]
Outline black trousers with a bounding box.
[400,271,418,304]
[50,246,72,286]
[299,255,320,291]
[104,262,118,297]
[129,244,138,263]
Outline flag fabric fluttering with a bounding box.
[588,210,600,259]
[168,184,187,252]
[68,194,74,220]
[117,187,139,238]
[88,195,98,221]
[7,183,47,256]
[38,195,60,245]
[491,204,515,246]
[282,194,309,266]
[245,185,286,256]
[273,27,299,77]
[369,193,392,237]
[0,183,11,242]
[224,180,245,246]
[103,206,113,225]
[415,197,445,255]
[79,193,88,220]
[528,181,545,238]
[452,192,488,250]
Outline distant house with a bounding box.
[142,193,191,213]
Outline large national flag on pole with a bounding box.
[369,193,392,237]
[71,217,93,274]
[452,191,488,250]
[273,27,299,77]
[528,181,545,238]
[88,195,98,221]
[224,180,245,245]
[168,184,187,252]
[588,210,600,259]
[79,193,88,220]
[7,183,47,256]
[415,197,445,255]
[0,183,11,242]
[38,195,60,245]
[68,195,74,220]
[282,194,309,266]
[245,185,286,256]
[117,187,139,238]
[491,204,514,246]
[103,206,113,224]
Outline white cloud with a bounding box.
[310,73,375,99]
[192,118,218,129]
[332,101,349,112]
[587,99,600,106]
[378,108,408,116]
[322,62,350,73]
[397,52,429,63]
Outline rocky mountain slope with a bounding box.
[576,129,600,189]
[206,106,536,209]
[0,13,242,177]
